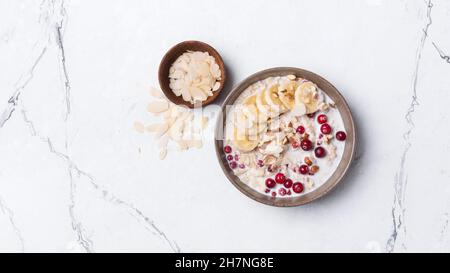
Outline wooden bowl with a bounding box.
[214,67,357,207]
[158,40,226,108]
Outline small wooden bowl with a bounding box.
[215,67,357,207]
[158,40,226,108]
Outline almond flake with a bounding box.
[212,81,220,91]
[159,148,167,160]
[147,101,169,113]
[133,121,145,133]
[149,87,164,99]
[168,51,221,104]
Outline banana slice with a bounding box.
[247,122,267,137]
[234,110,254,131]
[278,81,297,110]
[256,88,271,117]
[256,88,280,118]
[232,128,259,152]
[242,94,267,123]
[265,84,288,114]
[235,119,267,138]
[295,81,324,114]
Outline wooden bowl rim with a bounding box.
[158,40,226,108]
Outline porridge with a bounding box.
[224,75,347,197]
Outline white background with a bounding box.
[0,0,450,252]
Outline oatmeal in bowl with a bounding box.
[215,68,356,207]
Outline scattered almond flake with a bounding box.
[305,178,315,190]
[189,139,203,149]
[134,87,210,160]
[146,123,169,137]
[169,51,221,104]
[133,121,145,133]
[159,148,167,160]
[177,140,189,151]
[147,100,169,113]
[158,134,169,148]
[212,81,220,91]
[149,87,164,99]
[201,116,209,129]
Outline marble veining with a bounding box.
[1,0,450,252]
[386,0,434,253]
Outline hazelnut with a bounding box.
[310,165,320,174]
[304,157,313,166]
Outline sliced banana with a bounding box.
[278,81,297,110]
[232,128,259,152]
[291,102,307,116]
[242,94,267,123]
[232,109,254,134]
[294,81,323,114]
[256,88,271,117]
[265,84,288,114]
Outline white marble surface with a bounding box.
[0,0,449,253]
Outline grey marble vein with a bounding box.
[386,0,433,253]
[54,1,71,121]
[21,109,180,253]
[0,48,46,128]
[440,212,449,243]
[432,42,450,64]
[0,196,25,251]
[22,109,95,252]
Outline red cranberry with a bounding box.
[265,178,276,188]
[226,155,233,161]
[320,123,332,134]
[234,154,240,161]
[275,173,286,184]
[314,147,327,158]
[224,145,232,154]
[271,191,277,197]
[293,182,304,194]
[291,141,299,149]
[229,161,238,169]
[287,189,292,195]
[307,112,316,118]
[299,165,309,175]
[300,139,313,151]
[336,131,347,141]
[284,179,293,188]
[317,114,327,124]
[279,188,287,196]
[239,163,245,169]
[296,126,305,134]
[257,160,264,167]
